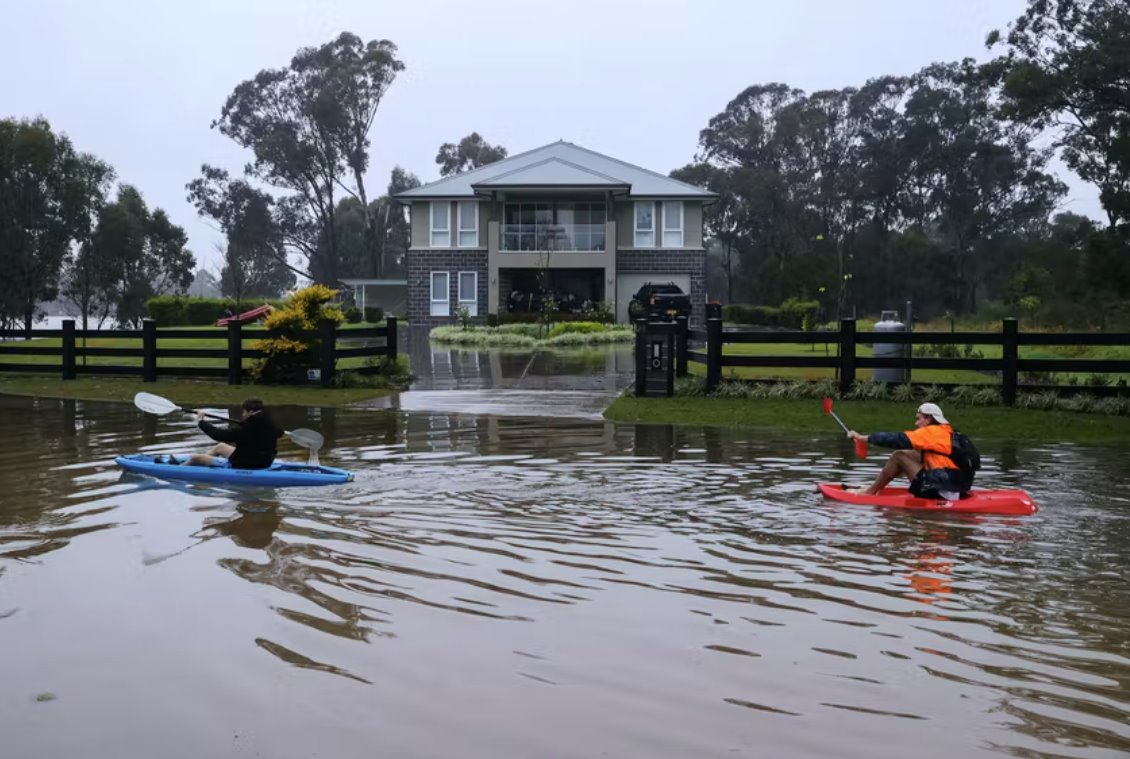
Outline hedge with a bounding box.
[721,300,820,329]
[145,296,288,326]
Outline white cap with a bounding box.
[917,402,949,425]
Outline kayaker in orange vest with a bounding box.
[846,402,965,499]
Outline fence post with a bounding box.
[634,318,647,397]
[1002,317,1019,406]
[142,319,157,382]
[227,318,242,386]
[839,318,856,395]
[675,316,688,378]
[319,318,337,388]
[706,317,722,392]
[385,315,398,362]
[61,319,76,380]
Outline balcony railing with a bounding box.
[501,224,606,252]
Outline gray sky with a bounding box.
[0,0,1103,271]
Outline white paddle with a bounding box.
[134,392,324,465]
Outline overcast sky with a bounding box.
[0,0,1102,271]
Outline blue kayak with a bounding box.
[114,454,353,487]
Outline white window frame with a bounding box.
[430,271,450,316]
[634,201,655,248]
[457,271,478,316]
[430,202,450,248]
[662,201,684,248]
[457,201,478,248]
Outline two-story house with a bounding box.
[396,140,714,327]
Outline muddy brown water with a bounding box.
[0,392,1128,759]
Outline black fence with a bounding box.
[0,317,397,388]
[666,317,1130,404]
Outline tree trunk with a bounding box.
[353,168,381,279]
[724,243,734,304]
[23,305,34,340]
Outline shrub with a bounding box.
[582,301,615,324]
[456,305,473,330]
[543,328,633,346]
[250,285,345,384]
[546,321,608,339]
[497,311,607,325]
[429,326,537,348]
[363,306,384,324]
[722,304,779,326]
[495,323,543,337]
[145,296,287,326]
[344,306,362,324]
[146,295,188,326]
[779,298,819,329]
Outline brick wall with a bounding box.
[406,250,489,328]
[617,249,707,327]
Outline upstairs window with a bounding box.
[634,202,655,247]
[430,202,450,248]
[662,201,684,247]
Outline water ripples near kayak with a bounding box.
[0,397,1128,758]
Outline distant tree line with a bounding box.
[674,0,1130,328]
[15,0,1119,334]
[0,117,195,334]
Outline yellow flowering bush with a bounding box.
[250,285,346,383]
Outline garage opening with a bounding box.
[502,268,605,314]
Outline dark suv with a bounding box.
[628,282,692,321]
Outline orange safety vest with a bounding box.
[903,424,958,471]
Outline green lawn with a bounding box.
[0,322,393,371]
[604,395,1130,443]
[688,339,1130,385]
[0,375,395,407]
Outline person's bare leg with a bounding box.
[183,444,233,467]
[852,450,922,495]
[207,443,235,457]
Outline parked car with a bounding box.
[628,282,692,321]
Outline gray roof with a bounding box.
[396,140,715,200]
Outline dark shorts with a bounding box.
[909,468,965,499]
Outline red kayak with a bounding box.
[817,483,1037,516]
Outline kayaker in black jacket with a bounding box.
[180,398,283,469]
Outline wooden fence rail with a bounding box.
[0,317,397,388]
[675,317,1130,405]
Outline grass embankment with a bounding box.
[0,375,394,407]
[603,395,1130,443]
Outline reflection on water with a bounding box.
[0,394,1128,758]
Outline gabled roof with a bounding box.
[396,140,715,200]
[473,157,629,189]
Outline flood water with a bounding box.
[1,369,1129,757]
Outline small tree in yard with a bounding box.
[250,284,344,383]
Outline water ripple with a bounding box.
[0,397,1128,758]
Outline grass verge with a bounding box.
[0,375,395,408]
[603,394,1130,443]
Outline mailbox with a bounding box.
[635,320,675,397]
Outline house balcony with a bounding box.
[500,223,606,253]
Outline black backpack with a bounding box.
[949,431,981,489]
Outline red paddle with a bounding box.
[823,396,868,458]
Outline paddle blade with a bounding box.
[854,437,868,458]
[286,428,324,451]
[823,396,833,415]
[134,392,179,416]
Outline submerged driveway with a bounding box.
[358,329,636,420]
